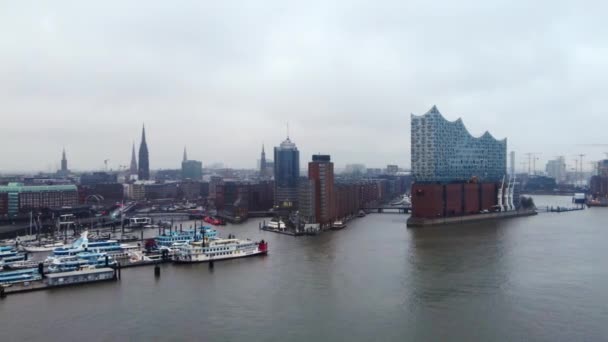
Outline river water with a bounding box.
[1,196,607,341]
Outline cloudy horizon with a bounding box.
[2,1,608,174]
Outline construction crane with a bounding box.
[570,154,587,186]
[525,152,542,175]
[575,144,608,160]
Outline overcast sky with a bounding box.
[1,1,608,173]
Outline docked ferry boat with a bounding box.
[154,227,217,247]
[51,231,122,256]
[47,252,117,273]
[0,246,19,258]
[264,219,286,231]
[23,242,66,253]
[173,238,268,263]
[0,268,42,285]
[0,246,27,266]
[3,260,46,270]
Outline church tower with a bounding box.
[138,125,150,180]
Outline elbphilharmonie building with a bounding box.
[411,106,507,183]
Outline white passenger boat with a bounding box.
[331,220,346,230]
[3,260,46,270]
[265,219,286,231]
[47,252,117,273]
[52,231,122,256]
[173,238,268,263]
[23,242,66,253]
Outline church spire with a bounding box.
[260,142,267,176]
[60,147,68,173]
[141,124,147,143]
[138,123,150,180]
[130,142,138,175]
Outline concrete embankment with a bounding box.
[407,210,538,227]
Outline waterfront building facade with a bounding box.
[411,106,507,183]
[297,177,316,223]
[308,155,335,224]
[274,137,300,209]
[208,176,225,210]
[248,181,274,211]
[223,180,249,221]
[0,183,79,216]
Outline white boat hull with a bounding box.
[23,245,62,253]
[174,248,267,263]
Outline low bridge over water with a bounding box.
[363,205,411,213]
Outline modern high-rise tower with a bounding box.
[274,136,300,209]
[138,125,150,180]
[181,146,202,180]
[308,154,335,224]
[546,156,566,184]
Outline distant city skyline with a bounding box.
[2,2,608,172]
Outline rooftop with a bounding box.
[278,137,297,150]
[0,183,78,193]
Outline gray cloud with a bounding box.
[1,1,608,173]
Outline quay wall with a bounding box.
[407,210,537,227]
